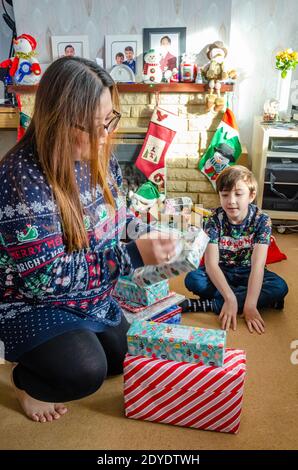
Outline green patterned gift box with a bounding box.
[113,278,169,306]
[131,228,209,287]
[127,320,226,366]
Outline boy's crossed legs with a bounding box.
[181,266,288,314]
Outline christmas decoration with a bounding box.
[143,49,163,84]
[266,236,287,264]
[0,33,41,85]
[198,108,242,189]
[129,180,165,224]
[180,53,197,83]
[201,41,237,110]
[135,106,178,191]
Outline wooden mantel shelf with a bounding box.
[116,83,234,93]
[7,84,39,94]
[8,83,234,94]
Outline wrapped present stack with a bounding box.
[113,276,184,324]
[124,320,247,434]
[114,224,209,323]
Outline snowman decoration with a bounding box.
[0,34,41,85]
[143,49,163,84]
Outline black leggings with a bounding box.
[12,315,130,403]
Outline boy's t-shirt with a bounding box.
[204,204,272,267]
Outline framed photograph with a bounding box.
[51,35,90,61]
[143,27,186,72]
[105,35,143,81]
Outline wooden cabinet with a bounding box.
[251,116,298,220]
[0,107,18,129]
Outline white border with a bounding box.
[105,34,143,82]
[51,35,90,61]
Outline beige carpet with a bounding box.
[0,233,298,450]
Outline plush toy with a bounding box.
[143,49,163,84]
[201,41,237,110]
[0,34,41,85]
[129,181,165,224]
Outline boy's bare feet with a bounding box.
[11,365,68,422]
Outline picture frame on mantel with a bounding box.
[143,27,186,72]
[105,35,143,82]
[51,35,90,61]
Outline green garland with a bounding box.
[15,50,37,59]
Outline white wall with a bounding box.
[10,0,298,153]
[229,0,298,152]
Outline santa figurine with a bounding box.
[0,33,41,85]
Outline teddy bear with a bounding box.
[0,34,41,85]
[143,49,163,84]
[201,41,237,111]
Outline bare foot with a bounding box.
[11,365,68,422]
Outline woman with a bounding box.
[0,57,176,423]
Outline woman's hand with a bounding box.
[135,231,178,266]
[219,295,238,331]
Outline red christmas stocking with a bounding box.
[135,106,178,191]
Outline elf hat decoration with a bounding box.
[129,181,165,205]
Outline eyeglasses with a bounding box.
[75,109,121,135]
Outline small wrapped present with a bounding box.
[124,349,246,434]
[113,277,169,306]
[122,293,185,324]
[131,228,209,287]
[127,320,226,366]
[151,305,182,324]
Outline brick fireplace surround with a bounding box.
[8,83,248,210]
[115,83,248,209]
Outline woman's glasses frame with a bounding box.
[75,109,121,135]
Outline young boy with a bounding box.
[115,52,124,65]
[180,165,288,334]
[123,46,136,73]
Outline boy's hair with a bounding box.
[216,165,258,195]
[124,46,134,52]
[115,52,124,58]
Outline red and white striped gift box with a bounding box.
[124,348,246,434]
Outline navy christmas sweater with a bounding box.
[0,144,144,361]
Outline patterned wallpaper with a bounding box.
[11,0,298,152]
[12,0,232,63]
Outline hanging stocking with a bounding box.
[199,108,242,189]
[135,104,178,192]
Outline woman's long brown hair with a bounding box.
[4,57,119,253]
